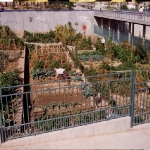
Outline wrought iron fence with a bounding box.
[133,81,150,126]
[0,70,150,143]
[94,25,150,51]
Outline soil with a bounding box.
[30,90,94,120]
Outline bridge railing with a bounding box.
[94,11,150,24]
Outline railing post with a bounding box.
[130,70,135,128]
[59,81,62,130]
[0,88,2,144]
[0,112,2,145]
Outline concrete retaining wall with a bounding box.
[0,11,94,34]
[2,116,131,147]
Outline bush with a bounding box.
[27,44,35,51]
[115,61,137,71]
[0,51,9,73]
[135,39,149,64]
[33,60,45,71]
[95,37,105,55]
[84,66,97,77]
[49,60,60,70]
[0,71,21,95]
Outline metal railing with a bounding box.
[94,11,150,25]
[0,70,150,143]
[94,25,150,51]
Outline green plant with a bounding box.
[33,60,45,71]
[0,71,21,95]
[15,38,24,47]
[84,66,97,77]
[105,37,115,60]
[50,102,57,110]
[115,61,137,71]
[95,37,105,55]
[49,60,60,70]
[31,69,54,80]
[27,44,35,51]
[69,51,84,72]
[37,45,41,49]
[0,51,9,73]
[78,52,104,62]
[135,38,149,64]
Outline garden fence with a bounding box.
[0,70,150,143]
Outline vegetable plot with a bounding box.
[78,55,105,62]
[31,69,55,80]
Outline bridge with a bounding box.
[94,11,150,38]
[94,11,150,25]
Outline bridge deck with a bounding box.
[94,11,150,26]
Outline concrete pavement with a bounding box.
[1,123,150,149]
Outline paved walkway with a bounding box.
[1,123,150,149]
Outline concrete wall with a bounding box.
[1,116,131,147]
[1,11,150,39]
[0,11,94,34]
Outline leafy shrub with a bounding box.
[95,37,106,55]
[134,39,149,64]
[33,60,45,71]
[0,71,21,95]
[0,51,9,73]
[24,30,58,43]
[0,26,16,39]
[15,38,24,47]
[27,44,35,51]
[84,66,97,77]
[69,51,84,72]
[75,37,93,50]
[49,60,60,70]
[113,45,138,63]
[115,61,137,71]
[31,69,54,80]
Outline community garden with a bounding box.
[0,23,150,139]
